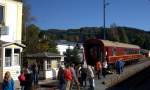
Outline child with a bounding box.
[2,71,15,90]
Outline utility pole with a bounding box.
[103,0,109,40]
[103,0,106,40]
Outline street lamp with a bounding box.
[103,0,109,40]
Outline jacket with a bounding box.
[2,79,14,90]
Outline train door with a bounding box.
[88,44,103,64]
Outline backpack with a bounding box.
[18,74,25,81]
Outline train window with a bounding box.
[126,49,129,54]
[112,48,116,56]
[89,46,101,59]
[128,49,132,54]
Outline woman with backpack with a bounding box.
[18,70,26,90]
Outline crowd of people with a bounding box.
[57,60,109,90]
[57,64,95,90]
[19,63,39,90]
[1,59,124,90]
[57,59,125,90]
[2,63,38,90]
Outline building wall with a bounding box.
[0,67,3,81]
[45,69,58,79]
[0,44,23,81]
[0,0,23,82]
[57,44,74,55]
[0,0,22,43]
[2,66,20,81]
[0,0,4,3]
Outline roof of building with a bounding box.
[25,52,64,58]
[55,40,83,46]
[101,40,140,49]
[85,39,140,49]
[55,40,76,45]
[0,40,25,47]
[0,40,8,45]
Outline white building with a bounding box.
[25,52,65,79]
[56,40,84,64]
[56,40,76,55]
[0,0,24,82]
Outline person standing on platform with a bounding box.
[96,61,102,79]
[57,66,65,90]
[87,65,95,90]
[18,70,26,90]
[102,60,108,78]
[31,63,39,86]
[80,65,87,87]
[64,64,72,90]
[70,64,80,90]
[115,59,124,74]
[24,64,33,90]
[2,71,15,90]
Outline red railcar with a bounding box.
[83,39,143,66]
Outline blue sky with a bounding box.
[28,0,150,31]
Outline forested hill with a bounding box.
[41,26,150,49]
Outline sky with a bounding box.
[28,0,150,31]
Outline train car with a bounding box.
[140,49,150,57]
[83,39,143,66]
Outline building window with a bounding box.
[47,60,51,70]
[14,54,19,65]
[14,49,20,65]
[0,5,4,25]
[14,49,20,53]
[5,48,12,67]
[51,60,58,69]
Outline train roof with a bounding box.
[85,39,140,49]
[101,40,140,49]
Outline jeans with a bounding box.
[21,86,24,90]
[33,73,38,85]
[59,83,65,90]
[89,78,94,90]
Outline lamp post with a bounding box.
[103,0,109,40]
[103,0,106,40]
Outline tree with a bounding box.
[64,48,81,65]
[38,31,58,53]
[108,25,120,41]
[64,48,72,64]
[23,24,58,54]
[118,27,129,43]
[71,48,81,64]
[22,0,35,42]
[36,40,50,53]
[23,24,40,54]
[48,40,58,53]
